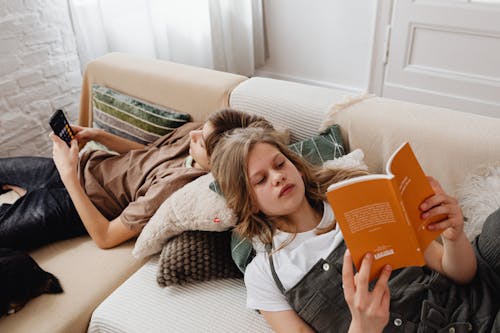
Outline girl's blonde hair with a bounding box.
[211,127,368,246]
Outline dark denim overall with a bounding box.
[267,209,500,333]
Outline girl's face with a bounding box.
[189,121,214,170]
[247,143,306,217]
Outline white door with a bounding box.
[380,0,500,118]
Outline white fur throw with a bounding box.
[132,173,236,258]
[456,163,500,241]
[323,148,368,171]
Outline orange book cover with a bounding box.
[326,142,443,281]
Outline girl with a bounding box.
[211,127,500,333]
[0,109,272,250]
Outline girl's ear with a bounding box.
[251,204,259,214]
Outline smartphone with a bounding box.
[49,109,75,147]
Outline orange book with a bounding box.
[326,142,443,281]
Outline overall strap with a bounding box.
[265,243,286,294]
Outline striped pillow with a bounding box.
[92,85,191,144]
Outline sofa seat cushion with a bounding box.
[0,237,146,333]
[88,257,273,333]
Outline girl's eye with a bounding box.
[276,160,285,168]
[255,176,266,185]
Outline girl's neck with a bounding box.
[277,199,322,233]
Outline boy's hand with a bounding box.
[343,250,391,333]
[71,125,100,148]
[420,176,464,241]
[50,133,79,181]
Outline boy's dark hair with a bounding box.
[204,109,274,157]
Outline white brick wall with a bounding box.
[0,0,82,157]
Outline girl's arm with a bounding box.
[261,310,315,333]
[72,125,145,153]
[51,134,139,248]
[422,177,477,284]
[343,250,392,333]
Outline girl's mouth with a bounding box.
[279,184,294,197]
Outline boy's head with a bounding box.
[188,109,274,170]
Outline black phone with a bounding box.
[49,109,75,147]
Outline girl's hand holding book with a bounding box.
[421,176,465,241]
[343,250,392,333]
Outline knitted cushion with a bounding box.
[157,231,242,287]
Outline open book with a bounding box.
[326,142,443,281]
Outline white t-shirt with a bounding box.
[245,202,344,311]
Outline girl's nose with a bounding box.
[272,171,285,186]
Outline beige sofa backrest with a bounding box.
[78,52,247,126]
[330,97,500,195]
[229,77,500,195]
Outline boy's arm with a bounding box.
[72,125,145,153]
[51,134,139,248]
[421,177,477,284]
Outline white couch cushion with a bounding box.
[229,77,352,142]
[88,257,273,333]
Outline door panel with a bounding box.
[383,0,500,117]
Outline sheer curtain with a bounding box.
[68,0,265,76]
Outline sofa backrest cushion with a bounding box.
[229,77,352,142]
[79,52,248,127]
[324,97,500,194]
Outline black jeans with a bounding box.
[0,157,86,250]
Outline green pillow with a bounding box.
[230,231,255,274]
[92,84,191,144]
[288,124,345,166]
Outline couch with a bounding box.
[1,52,499,332]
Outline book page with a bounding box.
[327,178,424,281]
[387,143,442,250]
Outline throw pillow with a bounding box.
[230,230,256,274]
[456,163,500,241]
[92,84,191,144]
[132,173,236,259]
[0,248,63,317]
[157,230,242,287]
[322,148,368,171]
[288,124,345,166]
[230,149,368,273]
